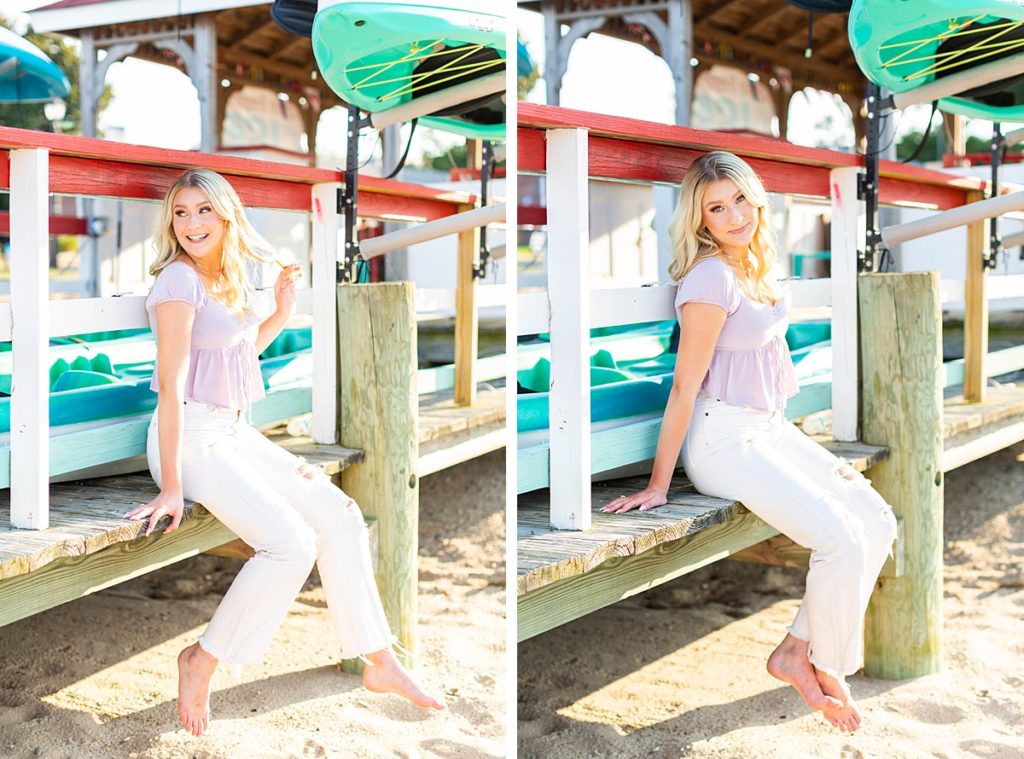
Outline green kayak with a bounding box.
[312,0,506,139]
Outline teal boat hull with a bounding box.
[312,0,506,139]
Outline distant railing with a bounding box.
[0,126,486,530]
[518,102,1023,530]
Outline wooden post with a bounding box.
[194,14,219,153]
[10,149,51,530]
[338,283,418,668]
[454,202,479,406]
[860,273,943,679]
[311,182,341,444]
[547,128,591,530]
[964,189,988,402]
[829,166,864,442]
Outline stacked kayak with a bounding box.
[849,0,1024,121]
[311,0,506,139]
[0,327,315,436]
[517,320,835,439]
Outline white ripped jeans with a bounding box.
[148,401,394,665]
[681,394,898,678]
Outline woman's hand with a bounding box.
[273,263,302,316]
[600,486,668,514]
[124,487,185,536]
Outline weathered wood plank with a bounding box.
[942,384,1024,439]
[0,507,237,628]
[418,386,505,445]
[517,440,889,598]
[518,507,780,641]
[416,420,504,477]
[809,387,1024,473]
[0,440,363,581]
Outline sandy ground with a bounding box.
[518,443,1024,759]
[0,450,506,759]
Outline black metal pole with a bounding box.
[475,140,494,279]
[340,102,362,283]
[989,122,1002,270]
[860,82,883,272]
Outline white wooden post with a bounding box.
[10,149,51,529]
[547,128,591,530]
[829,166,863,442]
[193,14,219,153]
[311,183,340,444]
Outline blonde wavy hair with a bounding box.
[150,169,275,314]
[667,151,781,304]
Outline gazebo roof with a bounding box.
[518,0,867,100]
[29,0,345,109]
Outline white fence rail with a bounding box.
[4,141,490,530]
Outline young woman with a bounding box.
[602,152,898,733]
[124,169,443,738]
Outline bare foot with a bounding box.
[177,642,217,737]
[362,648,445,710]
[767,635,844,713]
[815,667,862,733]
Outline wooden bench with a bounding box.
[942,383,1024,471]
[517,440,889,641]
[0,439,362,628]
[418,385,506,476]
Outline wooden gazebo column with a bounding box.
[540,0,695,127]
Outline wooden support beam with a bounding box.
[204,538,255,561]
[860,273,943,679]
[964,189,988,402]
[729,515,905,578]
[454,202,479,406]
[230,19,277,51]
[693,0,744,25]
[270,35,311,63]
[221,48,321,92]
[692,23,853,85]
[455,141,481,408]
[205,517,380,568]
[744,3,794,37]
[338,283,418,669]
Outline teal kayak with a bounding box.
[849,1,1024,121]
[0,327,315,435]
[312,0,506,139]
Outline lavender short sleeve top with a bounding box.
[674,257,798,411]
[146,260,265,411]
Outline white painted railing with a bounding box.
[4,134,483,530]
[524,129,861,530]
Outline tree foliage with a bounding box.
[518,69,539,101]
[896,127,1023,163]
[0,15,112,135]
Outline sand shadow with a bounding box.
[518,562,906,748]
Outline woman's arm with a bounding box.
[123,300,194,535]
[602,301,727,513]
[255,263,302,354]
